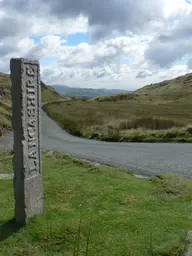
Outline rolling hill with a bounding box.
[43,72,192,142]
[1,70,192,141]
[91,72,192,102]
[135,72,192,101]
[52,84,130,98]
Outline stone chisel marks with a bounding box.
[10,58,44,224]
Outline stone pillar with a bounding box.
[10,58,44,224]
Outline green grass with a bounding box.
[43,96,192,142]
[1,150,192,255]
[0,73,12,130]
[42,72,192,142]
[119,126,192,143]
[43,72,192,143]
[2,70,192,142]
[41,85,64,103]
[0,150,13,174]
[136,72,192,101]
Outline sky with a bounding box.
[0,0,192,90]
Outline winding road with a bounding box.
[1,108,192,178]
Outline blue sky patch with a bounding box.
[30,32,134,48]
[64,33,90,46]
[30,35,45,44]
[120,58,131,64]
[40,57,55,66]
[30,33,90,47]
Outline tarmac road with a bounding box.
[1,109,192,178]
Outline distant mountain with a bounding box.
[52,84,130,98]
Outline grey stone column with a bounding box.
[10,58,44,224]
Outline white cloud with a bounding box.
[157,64,188,79]
[30,15,88,36]
[22,35,147,68]
[145,0,192,69]
[163,0,192,18]
[0,1,88,41]
[19,34,150,89]
[0,0,192,90]
[136,70,153,79]
[1,0,164,40]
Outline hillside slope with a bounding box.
[2,70,192,142]
[0,72,64,131]
[135,72,192,101]
[92,72,192,102]
[44,72,192,142]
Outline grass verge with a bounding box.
[0,150,192,255]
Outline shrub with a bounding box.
[162,130,179,139]
[61,118,83,137]
[186,125,192,134]
[107,126,120,140]
[119,117,181,131]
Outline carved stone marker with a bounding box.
[10,58,44,224]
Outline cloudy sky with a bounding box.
[0,0,192,90]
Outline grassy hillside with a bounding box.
[136,72,192,101]
[0,73,64,132]
[0,73,12,131]
[1,150,192,255]
[93,72,192,102]
[2,70,192,142]
[43,72,192,142]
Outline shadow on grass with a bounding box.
[0,218,24,242]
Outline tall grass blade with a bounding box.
[85,210,93,256]
[76,213,82,256]
[73,212,83,256]
[149,232,154,256]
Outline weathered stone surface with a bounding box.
[184,231,192,256]
[10,58,43,224]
